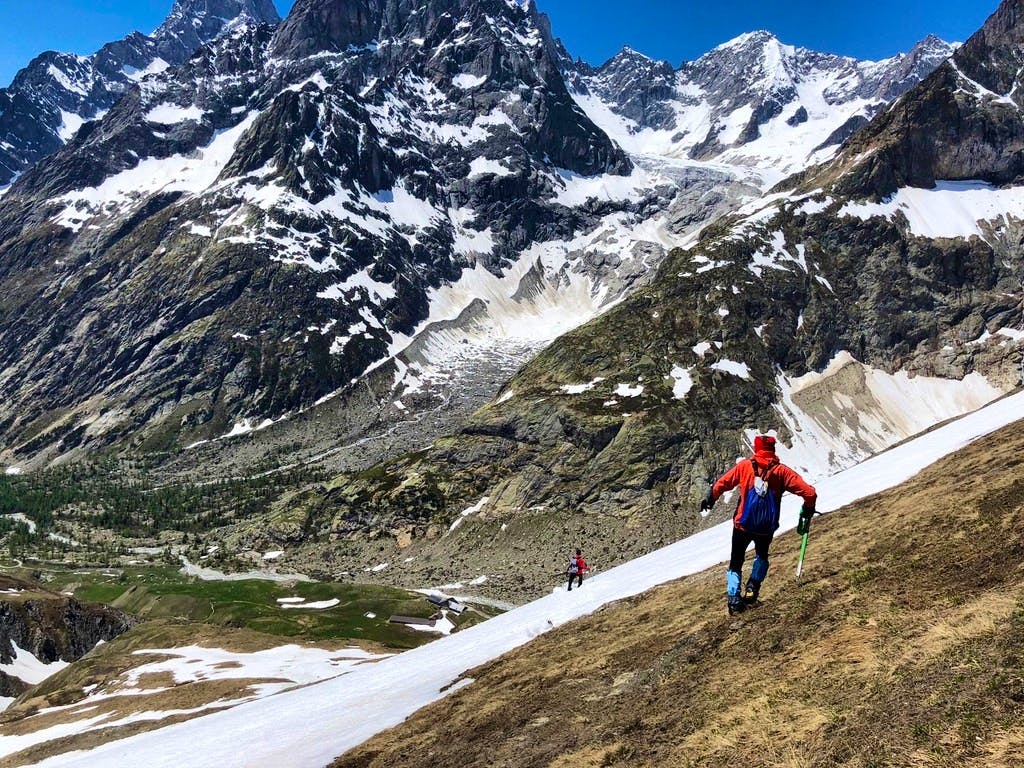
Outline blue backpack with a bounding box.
[737,459,780,534]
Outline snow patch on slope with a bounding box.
[771,351,1006,480]
[0,642,69,689]
[57,111,86,142]
[0,644,385,752]
[145,103,205,123]
[53,112,260,232]
[838,181,1024,239]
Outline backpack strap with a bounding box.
[751,457,775,482]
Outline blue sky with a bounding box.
[0,0,997,86]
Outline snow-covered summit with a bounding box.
[154,0,280,56]
[567,31,956,180]
[708,29,793,60]
[0,0,281,187]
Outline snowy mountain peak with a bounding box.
[596,46,674,76]
[567,29,954,179]
[915,33,953,52]
[903,33,959,66]
[615,45,653,62]
[711,30,783,54]
[155,0,281,38]
[153,0,279,60]
[0,0,283,186]
[154,0,279,52]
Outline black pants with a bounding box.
[567,572,583,590]
[729,527,773,576]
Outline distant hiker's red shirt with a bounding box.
[712,450,817,531]
[569,555,588,573]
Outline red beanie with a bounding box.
[754,435,776,453]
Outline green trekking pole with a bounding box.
[796,530,810,578]
[795,507,814,579]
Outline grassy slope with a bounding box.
[73,568,446,647]
[332,418,1024,768]
[3,566,492,649]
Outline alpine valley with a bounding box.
[0,0,1019,581]
[1,0,1024,761]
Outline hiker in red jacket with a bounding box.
[566,548,588,591]
[701,435,817,615]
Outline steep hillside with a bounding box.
[5,390,1019,768]
[333,416,1024,768]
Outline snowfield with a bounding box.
[2,643,69,688]
[837,180,1024,239]
[17,391,1024,768]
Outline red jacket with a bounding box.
[712,449,817,531]
[569,555,588,573]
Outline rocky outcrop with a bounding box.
[830,2,1024,197]
[0,575,136,697]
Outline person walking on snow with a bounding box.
[566,548,588,591]
[700,435,817,615]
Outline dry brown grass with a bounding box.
[332,419,1024,768]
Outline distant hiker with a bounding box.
[566,548,588,591]
[700,435,817,615]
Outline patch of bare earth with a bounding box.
[332,419,1024,768]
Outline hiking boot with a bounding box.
[744,580,760,603]
[727,594,746,615]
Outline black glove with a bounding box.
[796,506,815,535]
[699,490,714,513]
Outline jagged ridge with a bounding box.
[0,0,281,187]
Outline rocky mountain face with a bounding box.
[827,2,1024,197]
[0,0,660,468]
[566,31,957,179]
[232,0,1022,599]
[0,574,136,698]
[0,1,957,477]
[0,0,1013,600]
[0,0,281,188]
